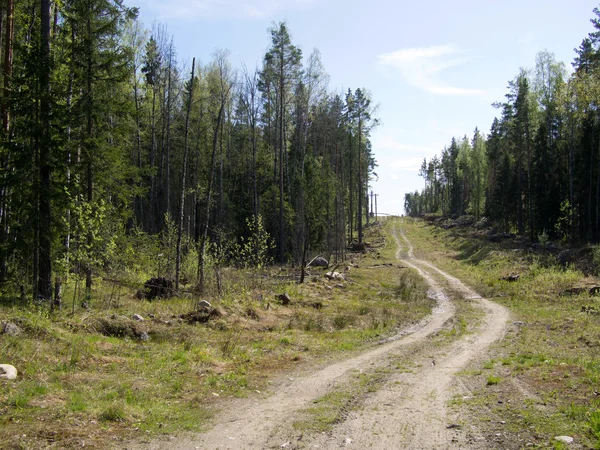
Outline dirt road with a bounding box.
[142,223,509,449]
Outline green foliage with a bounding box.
[538,229,550,248]
[236,215,274,270]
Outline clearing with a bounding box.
[138,221,509,449]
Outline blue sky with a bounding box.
[129,0,599,215]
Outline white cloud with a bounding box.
[137,0,316,19]
[378,44,484,96]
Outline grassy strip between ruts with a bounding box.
[0,219,435,450]
[400,217,600,449]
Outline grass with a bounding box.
[292,368,389,433]
[401,217,600,449]
[0,219,435,449]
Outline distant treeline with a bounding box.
[0,0,377,301]
[405,7,600,244]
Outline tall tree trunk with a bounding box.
[2,0,13,135]
[38,0,53,302]
[198,102,224,293]
[175,58,195,290]
[165,42,173,219]
[278,53,285,264]
[348,131,353,243]
[85,6,94,299]
[357,118,363,244]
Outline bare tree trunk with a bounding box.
[85,8,94,299]
[165,42,173,218]
[38,0,53,301]
[357,117,363,244]
[175,58,195,290]
[198,102,224,293]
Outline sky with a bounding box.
[129,0,599,215]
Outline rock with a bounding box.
[0,364,17,380]
[557,250,572,267]
[2,322,22,336]
[276,293,291,305]
[554,436,574,444]
[325,271,345,281]
[197,300,212,309]
[132,314,144,321]
[334,284,345,289]
[309,256,329,268]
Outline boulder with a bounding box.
[197,300,212,309]
[2,322,22,336]
[309,256,329,268]
[0,364,17,380]
[132,314,144,321]
[325,272,345,281]
[554,436,574,445]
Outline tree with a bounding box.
[260,22,302,263]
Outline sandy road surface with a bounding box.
[138,223,509,450]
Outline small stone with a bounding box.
[197,300,212,309]
[2,322,22,336]
[500,421,506,424]
[344,437,353,444]
[132,314,144,321]
[0,364,18,380]
[555,436,574,444]
[148,314,155,319]
[281,442,291,448]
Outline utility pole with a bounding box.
[375,194,378,220]
[370,190,374,217]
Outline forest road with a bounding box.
[140,224,509,450]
